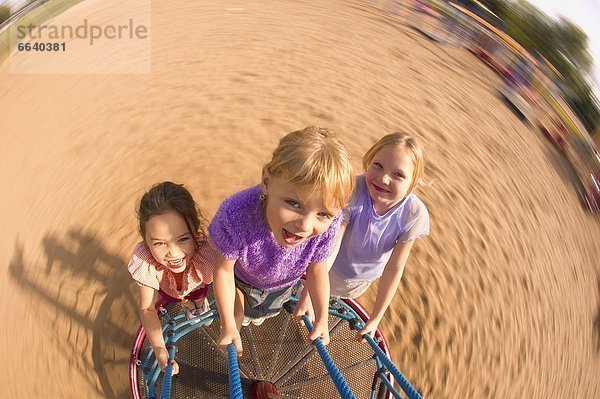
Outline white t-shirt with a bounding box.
[331,175,430,280]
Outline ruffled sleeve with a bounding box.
[188,238,216,285]
[398,195,430,243]
[127,241,162,290]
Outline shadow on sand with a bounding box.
[9,229,138,398]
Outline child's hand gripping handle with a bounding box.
[218,325,243,356]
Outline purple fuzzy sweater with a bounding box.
[208,185,342,290]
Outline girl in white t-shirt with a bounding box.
[329,132,430,340]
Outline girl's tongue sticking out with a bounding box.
[282,229,303,245]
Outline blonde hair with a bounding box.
[363,132,425,194]
[264,126,355,211]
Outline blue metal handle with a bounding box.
[364,334,423,399]
[302,315,356,399]
[160,346,177,399]
[227,343,243,399]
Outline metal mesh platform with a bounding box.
[131,299,390,399]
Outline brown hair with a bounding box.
[264,126,355,211]
[136,181,207,239]
[363,132,425,194]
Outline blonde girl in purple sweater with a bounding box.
[209,126,355,355]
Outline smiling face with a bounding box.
[365,145,415,215]
[262,173,339,248]
[144,210,196,274]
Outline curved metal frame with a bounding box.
[129,298,418,399]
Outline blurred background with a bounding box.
[0,1,598,398]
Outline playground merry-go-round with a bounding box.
[129,287,423,399]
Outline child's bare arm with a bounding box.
[138,284,179,374]
[304,260,330,345]
[358,240,415,340]
[298,221,347,322]
[325,221,347,271]
[294,286,314,321]
[212,252,243,354]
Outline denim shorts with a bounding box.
[235,277,293,319]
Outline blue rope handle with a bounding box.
[227,343,243,399]
[160,346,177,399]
[363,334,423,399]
[302,315,357,399]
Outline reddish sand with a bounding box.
[1,1,598,398]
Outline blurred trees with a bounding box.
[462,0,600,135]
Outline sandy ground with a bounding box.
[1,0,599,398]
